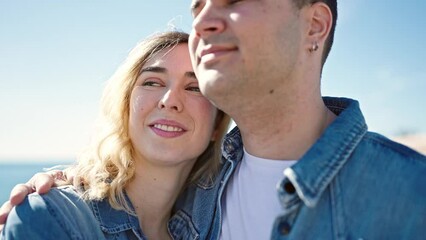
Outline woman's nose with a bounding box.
[158,89,184,112]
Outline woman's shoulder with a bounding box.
[1,186,105,240]
[35,185,84,207]
[21,186,91,222]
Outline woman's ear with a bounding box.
[211,111,225,141]
[211,129,219,141]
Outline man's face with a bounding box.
[189,0,303,110]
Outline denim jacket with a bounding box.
[90,191,200,239]
[1,186,105,240]
[1,186,198,240]
[175,97,426,240]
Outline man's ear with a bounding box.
[304,2,333,48]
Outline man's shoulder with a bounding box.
[360,131,426,163]
[345,131,426,190]
[335,132,426,236]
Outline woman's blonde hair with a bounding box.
[74,31,230,213]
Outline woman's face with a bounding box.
[128,44,218,167]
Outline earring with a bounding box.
[309,42,319,52]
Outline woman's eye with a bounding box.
[142,81,162,87]
[186,86,201,92]
[228,0,243,5]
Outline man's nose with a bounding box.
[192,2,225,38]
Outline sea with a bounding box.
[0,161,73,204]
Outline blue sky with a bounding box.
[0,1,425,161]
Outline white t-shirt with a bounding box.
[220,149,297,240]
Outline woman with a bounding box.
[1,31,230,240]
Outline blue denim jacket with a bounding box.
[175,97,426,240]
[1,186,199,240]
[90,191,200,239]
[1,186,105,240]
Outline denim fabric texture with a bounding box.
[1,185,203,240]
[1,186,105,240]
[0,186,203,240]
[88,193,145,240]
[176,97,426,240]
[90,193,200,239]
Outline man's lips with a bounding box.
[198,45,238,63]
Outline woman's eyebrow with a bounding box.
[185,71,197,79]
[140,67,196,79]
[140,66,167,74]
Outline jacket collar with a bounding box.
[222,126,245,163]
[285,97,368,207]
[222,97,368,207]
[89,193,144,238]
[194,126,244,189]
[92,192,200,240]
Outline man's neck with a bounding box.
[233,87,336,160]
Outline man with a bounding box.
[182,0,425,239]
[1,0,426,239]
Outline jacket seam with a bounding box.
[363,133,426,164]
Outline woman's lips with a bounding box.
[149,120,187,138]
